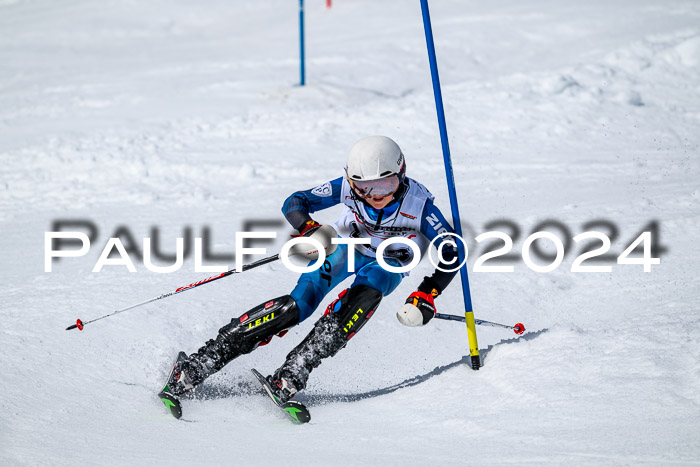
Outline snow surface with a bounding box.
[1,0,700,465]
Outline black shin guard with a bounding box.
[183,295,300,386]
[274,285,382,391]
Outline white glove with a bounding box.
[396,303,426,327]
[290,224,338,260]
[396,290,437,327]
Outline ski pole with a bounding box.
[420,0,481,371]
[65,253,281,331]
[434,313,525,335]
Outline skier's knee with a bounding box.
[326,285,382,341]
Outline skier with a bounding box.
[162,135,460,406]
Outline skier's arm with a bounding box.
[397,200,460,327]
[282,177,343,232]
[418,199,460,292]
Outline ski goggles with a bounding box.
[349,174,400,198]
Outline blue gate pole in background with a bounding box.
[419,0,480,370]
[299,0,305,86]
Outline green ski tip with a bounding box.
[158,390,182,419]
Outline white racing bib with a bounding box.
[333,177,433,269]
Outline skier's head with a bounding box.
[345,135,407,209]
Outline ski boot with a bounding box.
[272,285,383,394]
[159,295,300,418]
[182,295,300,385]
[251,368,310,424]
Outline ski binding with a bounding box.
[251,368,310,424]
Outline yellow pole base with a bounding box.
[465,310,481,370]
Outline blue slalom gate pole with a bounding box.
[299,0,305,86]
[420,0,480,370]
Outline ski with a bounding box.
[159,351,187,419]
[251,368,311,424]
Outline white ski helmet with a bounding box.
[346,136,406,182]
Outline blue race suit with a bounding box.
[283,176,458,322]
